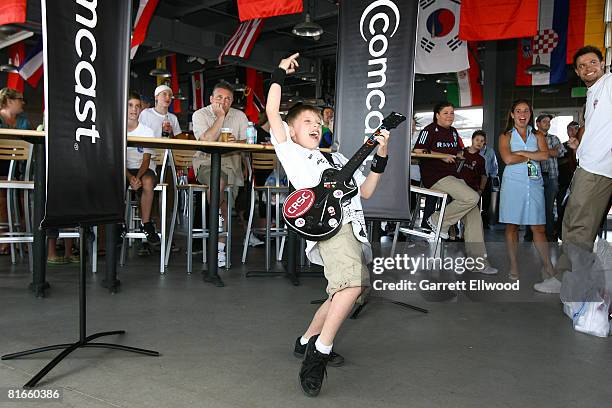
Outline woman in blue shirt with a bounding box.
[499,99,554,281]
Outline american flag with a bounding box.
[218,19,263,65]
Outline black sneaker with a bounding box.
[141,222,160,245]
[293,336,345,367]
[299,335,329,397]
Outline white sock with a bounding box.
[315,338,332,355]
[218,242,225,252]
[300,336,309,346]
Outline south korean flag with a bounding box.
[415,0,469,74]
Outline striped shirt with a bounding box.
[539,132,565,179]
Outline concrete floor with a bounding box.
[1,231,611,408]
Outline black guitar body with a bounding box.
[282,111,406,241]
[283,167,358,241]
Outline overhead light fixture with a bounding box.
[540,87,559,94]
[173,89,188,100]
[0,30,34,50]
[526,55,550,75]
[149,67,171,77]
[233,78,246,92]
[435,73,457,84]
[292,13,324,37]
[187,56,206,65]
[0,59,18,73]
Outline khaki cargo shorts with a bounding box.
[318,224,370,300]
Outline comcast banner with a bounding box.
[41,0,131,228]
[335,0,418,220]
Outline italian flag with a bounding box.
[447,42,482,107]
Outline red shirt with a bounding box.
[413,123,462,188]
[459,149,486,192]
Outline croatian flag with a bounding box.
[19,41,43,88]
[515,0,569,86]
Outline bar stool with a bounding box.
[171,150,233,273]
[242,153,288,271]
[120,149,168,274]
[0,140,33,269]
[391,186,448,257]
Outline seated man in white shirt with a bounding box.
[139,84,182,137]
[126,91,160,246]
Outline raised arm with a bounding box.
[266,53,300,144]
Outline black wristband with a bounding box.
[370,154,388,173]
[270,68,286,86]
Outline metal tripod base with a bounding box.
[1,331,159,388]
[2,227,159,388]
[350,297,428,319]
[309,296,429,319]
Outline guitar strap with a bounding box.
[321,151,335,167]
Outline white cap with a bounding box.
[154,84,173,97]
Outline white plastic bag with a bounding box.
[561,239,612,337]
[563,298,611,338]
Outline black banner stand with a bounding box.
[1,227,159,388]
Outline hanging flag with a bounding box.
[566,0,605,64]
[516,0,569,86]
[459,0,538,41]
[218,19,263,65]
[7,42,25,93]
[167,53,181,113]
[191,71,205,111]
[18,40,43,88]
[237,0,302,22]
[0,0,26,26]
[130,0,159,59]
[447,42,482,107]
[415,0,469,74]
[244,68,264,123]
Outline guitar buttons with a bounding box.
[327,206,336,216]
[295,218,305,228]
[333,190,343,198]
[328,219,338,228]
